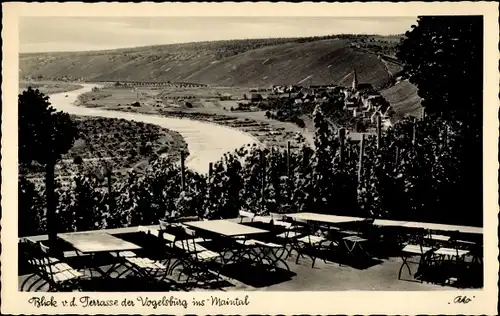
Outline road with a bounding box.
[48,84,261,174]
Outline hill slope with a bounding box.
[20,37,402,88]
[379,79,423,119]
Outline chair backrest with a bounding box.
[39,242,51,254]
[158,219,170,231]
[291,217,309,229]
[139,226,177,245]
[38,242,57,276]
[254,215,272,224]
[20,238,41,269]
[162,232,177,243]
[360,218,375,228]
[239,210,256,222]
[183,227,197,237]
[175,215,200,223]
[403,228,425,248]
[270,212,284,221]
[177,225,204,255]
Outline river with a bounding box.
[49,84,260,174]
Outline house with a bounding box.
[285,85,301,93]
[301,93,315,102]
[362,94,385,111]
[272,85,286,94]
[344,99,359,110]
[309,85,331,90]
[220,93,232,101]
[300,87,313,95]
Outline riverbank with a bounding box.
[42,83,260,174]
[19,80,83,95]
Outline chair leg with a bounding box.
[21,273,37,291]
[27,276,46,292]
[283,245,293,260]
[295,251,301,264]
[398,256,411,280]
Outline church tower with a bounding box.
[352,69,358,92]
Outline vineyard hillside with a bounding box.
[20,37,401,89]
[379,79,423,119]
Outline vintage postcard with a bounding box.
[1,2,498,314]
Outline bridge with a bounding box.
[90,80,209,88]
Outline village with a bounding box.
[239,70,396,132]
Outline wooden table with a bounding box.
[373,219,409,227]
[372,218,483,237]
[401,222,483,235]
[185,220,270,265]
[58,231,142,279]
[58,231,141,254]
[185,219,269,237]
[425,234,451,242]
[285,213,366,225]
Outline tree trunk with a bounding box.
[45,162,57,243]
[357,134,365,184]
[107,169,113,213]
[338,128,345,163]
[376,115,382,149]
[180,151,186,191]
[260,150,266,214]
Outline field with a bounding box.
[18,80,83,95]
[21,116,188,187]
[20,36,402,89]
[350,35,403,57]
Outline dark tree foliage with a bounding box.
[19,87,78,165]
[397,16,483,127]
[397,16,483,226]
[18,87,78,241]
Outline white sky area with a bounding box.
[20,16,417,53]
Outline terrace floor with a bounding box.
[20,250,479,292]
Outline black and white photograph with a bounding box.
[1,2,498,315]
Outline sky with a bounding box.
[19,16,418,53]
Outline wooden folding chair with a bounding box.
[111,250,168,281]
[20,238,58,292]
[431,235,472,286]
[136,226,184,278]
[289,217,333,268]
[424,230,451,247]
[238,210,256,223]
[236,235,291,271]
[21,239,83,292]
[398,229,435,282]
[175,226,223,287]
[273,216,307,260]
[269,212,294,228]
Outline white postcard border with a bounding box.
[2,2,498,314]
